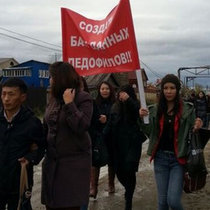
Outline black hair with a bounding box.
[95,81,115,105]
[80,77,89,93]
[49,62,81,100]
[157,74,181,119]
[197,91,207,103]
[2,78,28,93]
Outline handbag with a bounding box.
[92,134,109,167]
[17,164,32,210]
[183,130,208,193]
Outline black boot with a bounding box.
[125,198,132,210]
[108,166,115,193]
[124,191,133,210]
[89,167,100,199]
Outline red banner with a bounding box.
[61,0,140,76]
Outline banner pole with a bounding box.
[136,69,149,124]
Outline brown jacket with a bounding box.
[41,91,93,208]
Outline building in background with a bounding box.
[1,60,50,111]
[1,60,151,109]
[84,73,120,98]
[0,58,19,81]
[84,69,149,99]
[1,60,50,88]
[127,68,148,89]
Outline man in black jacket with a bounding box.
[0,78,45,210]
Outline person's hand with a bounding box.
[139,108,149,118]
[63,88,75,104]
[99,115,107,124]
[18,157,29,166]
[193,118,203,131]
[119,91,129,102]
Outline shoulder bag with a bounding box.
[183,130,208,193]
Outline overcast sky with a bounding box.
[0,0,210,85]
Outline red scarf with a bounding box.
[150,101,186,164]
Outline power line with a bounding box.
[0,32,62,52]
[140,59,163,79]
[0,26,61,49]
[0,27,162,78]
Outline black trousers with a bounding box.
[0,193,19,210]
[116,168,136,208]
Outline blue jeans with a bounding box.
[154,150,184,210]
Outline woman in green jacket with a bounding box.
[139,74,202,210]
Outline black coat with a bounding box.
[0,106,45,194]
[195,97,208,127]
[89,100,113,143]
[195,97,207,118]
[41,91,93,208]
[89,99,113,166]
[104,98,146,172]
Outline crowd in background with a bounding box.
[0,62,209,210]
[185,89,210,128]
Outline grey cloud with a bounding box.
[0,0,210,84]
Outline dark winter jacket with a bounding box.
[195,97,207,118]
[0,106,45,194]
[89,99,113,166]
[89,99,113,145]
[41,91,93,208]
[104,97,146,172]
[206,95,210,113]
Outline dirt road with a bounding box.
[31,140,210,210]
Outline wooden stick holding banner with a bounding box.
[136,69,149,124]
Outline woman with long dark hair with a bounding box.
[89,81,116,199]
[195,90,208,128]
[41,62,93,210]
[139,74,202,210]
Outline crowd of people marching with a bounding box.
[0,61,210,210]
[185,89,210,129]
